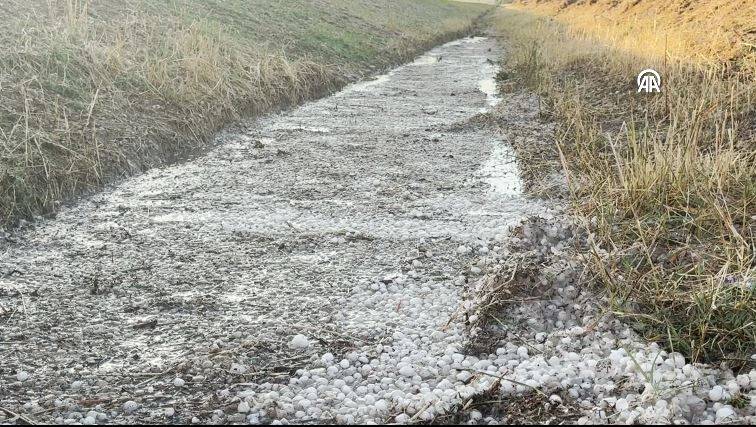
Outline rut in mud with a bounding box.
[0,37,540,423]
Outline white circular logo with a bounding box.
[637,69,661,93]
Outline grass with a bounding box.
[493,1,755,363]
[0,0,490,227]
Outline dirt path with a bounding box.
[0,37,541,424]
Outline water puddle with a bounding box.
[444,36,488,47]
[478,77,502,110]
[475,58,519,195]
[341,74,392,94]
[409,53,439,66]
[479,141,523,196]
[269,124,332,133]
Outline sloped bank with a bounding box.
[460,211,756,424]
[447,33,756,426]
[447,0,755,422]
[0,0,491,228]
[491,1,754,364]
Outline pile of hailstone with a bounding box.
[464,214,756,424]
[225,214,754,424]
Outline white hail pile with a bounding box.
[222,214,756,424]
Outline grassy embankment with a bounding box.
[0,0,490,227]
[494,0,755,363]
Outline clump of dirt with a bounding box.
[434,389,582,425]
[463,215,585,354]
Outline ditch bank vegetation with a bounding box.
[0,0,491,228]
[493,0,755,364]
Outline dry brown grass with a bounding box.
[0,0,490,227]
[516,0,755,73]
[494,1,755,363]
